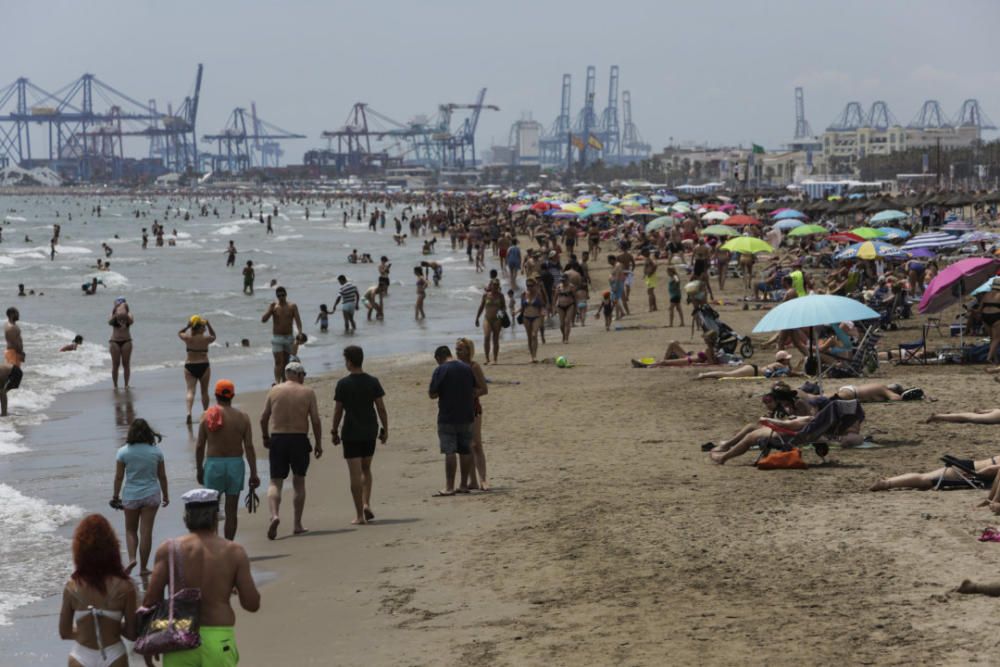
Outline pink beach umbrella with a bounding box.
[918,257,999,315]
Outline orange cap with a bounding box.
[215,379,235,399]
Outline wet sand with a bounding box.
[227,281,1000,666]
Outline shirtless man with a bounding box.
[362,285,383,321]
[260,361,322,540]
[261,287,302,384]
[143,489,260,666]
[196,380,259,540]
[691,238,714,301]
[5,307,23,369]
[618,247,636,306]
[225,240,237,267]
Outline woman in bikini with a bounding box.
[59,514,137,667]
[695,350,799,379]
[518,278,547,363]
[108,298,133,390]
[378,256,392,297]
[414,266,427,320]
[554,275,576,344]
[475,279,506,364]
[978,280,1000,364]
[456,337,489,491]
[178,316,216,423]
[870,456,1000,492]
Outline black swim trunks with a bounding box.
[342,440,376,460]
[4,366,22,391]
[268,433,311,479]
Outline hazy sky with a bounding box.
[4,0,999,162]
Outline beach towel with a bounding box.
[979,528,1000,543]
[204,406,224,432]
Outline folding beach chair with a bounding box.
[934,455,988,490]
[897,323,930,365]
[755,399,866,463]
[821,326,881,378]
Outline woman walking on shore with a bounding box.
[475,279,506,364]
[59,514,137,667]
[518,278,546,363]
[108,297,133,389]
[178,316,216,424]
[456,337,489,491]
[554,275,576,344]
[111,418,168,575]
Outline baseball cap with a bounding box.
[775,350,792,362]
[214,379,235,399]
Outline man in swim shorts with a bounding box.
[196,379,259,540]
[333,275,360,333]
[261,287,302,384]
[260,362,322,540]
[5,307,24,369]
[144,488,260,667]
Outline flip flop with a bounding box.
[700,442,716,452]
[244,490,259,514]
[432,490,456,497]
[364,508,375,521]
[267,518,280,540]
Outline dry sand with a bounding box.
[224,275,1000,667]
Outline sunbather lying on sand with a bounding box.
[695,350,801,380]
[870,456,1000,491]
[955,580,1000,596]
[631,331,718,368]
[828,383,928,402]
[926,409,1000,424]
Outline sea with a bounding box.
[0,192,512,663]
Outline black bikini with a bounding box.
[185,362,210,379]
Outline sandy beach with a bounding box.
[221,279,1000,667]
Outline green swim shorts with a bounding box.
[164,626,239,666]
[203,457,245,496]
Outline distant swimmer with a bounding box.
[243,260,255,295]
[17,284,25,297]
[141,228,148,249]
[225,240,237,268]
[347,249,359,264]
[108,297,133,390]
[102,243,113,258]
[60,335,84,352]
[179,316,217,424]
[261,286,302,384]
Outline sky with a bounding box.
[2,0,999,163]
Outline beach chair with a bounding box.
[897,323,930,365]
[755,398,866,463]
[934,455,988,490]
[821,326,881,378]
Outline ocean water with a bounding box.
[0,193,508,631]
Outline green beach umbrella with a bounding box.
[721,236,774,254]
[787,224,828,237]
[701,224,739,237]
[644,216,675,233]
[850,227,887,240]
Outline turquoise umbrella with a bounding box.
[644,216,675,233]
[753,295,880,333]
[870,210,908,223]
[875,227,911,240]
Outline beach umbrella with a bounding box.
[701,224,739,237]
[508,203,530,213]
[628,208,659,217]
[644,216,675,233]
[702,210,730,222]
[849,227,887,240]
[972,277,997,296]
[901,232,965,251]
[958,231,999,244]
[869,209,908,223]
[723,214,761,227]
[875,227,910,240]
[787,224,829,237]
[942,220,975,233]
[906,247,936,258]
[827,232,865,244]
[721,236,773,254]
[834,240,905,261]
[773,209,807,220]
[561,203,585,213]
[773,219,805,231]
[752,295,880,333]
[918,257,1000,314]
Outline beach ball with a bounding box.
[556,356,568,368]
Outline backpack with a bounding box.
[756,448,808,470]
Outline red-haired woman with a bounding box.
[59,514,137,667]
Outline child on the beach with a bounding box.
[507,289,517,314]
[596,290,613,331]
[315,304,330,332]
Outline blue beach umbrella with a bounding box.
[773,209,807,220]
[834,240,905,261]
[773,219,805,231]
[972,277,997,296]
[875,227,910,240]
[752,295,881,333]
[870,210,908,223]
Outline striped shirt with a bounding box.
[339,282,359,306]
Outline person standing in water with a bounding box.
[111,418,169,575]
[196,380,259,541]
[225,240,237,268]
[261,286,302,384]
[242,260,255,295]
[143,489,260,666]
[333,275,359,333]
[331,346,388,525]
[414,267,427,320]
[108,298,133,389]
[178,316,216,424]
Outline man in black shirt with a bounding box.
[332,345,388,524]
[428,345,475,496]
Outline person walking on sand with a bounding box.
[196,380,259,541]
[59,514,137,667]
[332,275,359,333]
[475,279,506,364]
[331,346,388,525]
[429,345,475,496]
[178,316,216,424]
[108,298,133,389]
[111,418,169,575]
[260,361,322,539]
[456,338,489,491]
[143,488,260,666]
[261,286,302,384]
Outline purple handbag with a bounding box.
[134,539,201,655]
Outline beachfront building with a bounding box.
[822,124,980,176]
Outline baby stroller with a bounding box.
[694,304,754,359]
